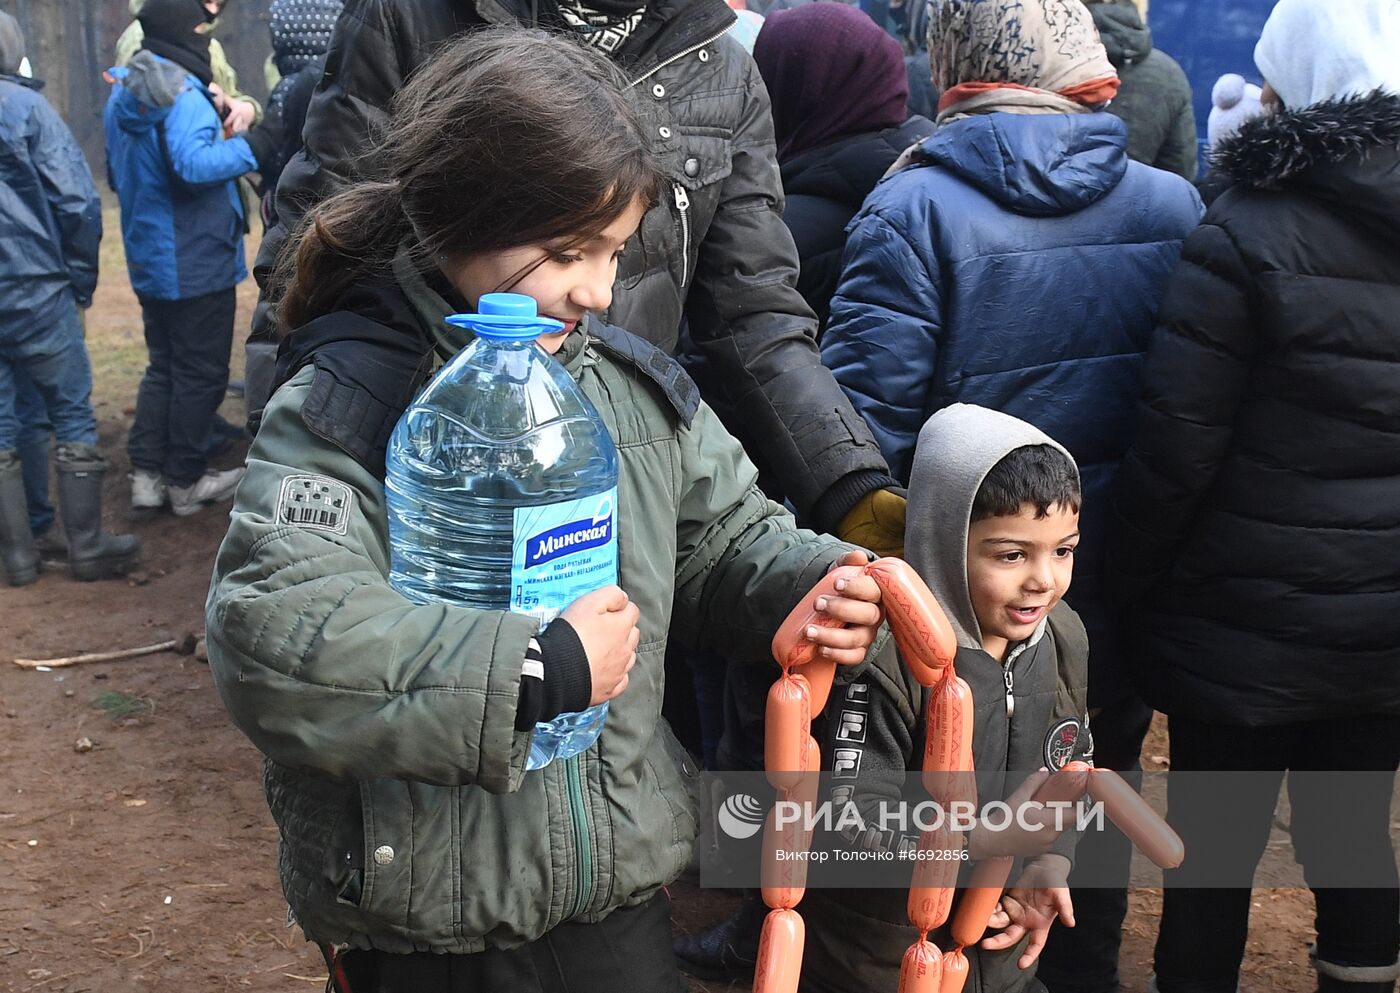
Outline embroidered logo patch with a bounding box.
[1043,717,1081,771]
[277,475,352,536]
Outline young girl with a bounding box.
[204,27,884,993]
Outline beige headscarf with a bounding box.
[928,0,1120,122]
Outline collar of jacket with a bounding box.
[1213,90,1400,190]
[0,71,42,91]
[472,0,734,81]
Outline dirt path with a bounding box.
[0,214,1318,993]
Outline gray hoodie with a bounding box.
[803,405,1091,993]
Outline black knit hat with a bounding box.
[138,0,214,85]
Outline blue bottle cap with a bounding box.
[445,293,566,341]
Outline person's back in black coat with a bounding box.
[753,2,929,336]
[781,117,933,334]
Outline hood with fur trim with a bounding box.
[1213,90,1400,241]
[1215,90,1400,188]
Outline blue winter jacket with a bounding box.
[103,53,256,301]
[0,74,100,345]
[822,111,1202,699]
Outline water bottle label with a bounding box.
[511,487,618,623]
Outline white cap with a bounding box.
[1207,73,1264,150]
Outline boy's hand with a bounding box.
[804,551,884,664]
[982,854,1074,969]
[968,769,1065,858]
[559,586,641,705]
[225,97,257,135]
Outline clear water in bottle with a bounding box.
[385,293,617,770]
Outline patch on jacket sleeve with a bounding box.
[1043,717,1082,771]
[277,474,353,536]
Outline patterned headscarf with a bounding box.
[927,0,1119,122]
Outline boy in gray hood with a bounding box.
[800,404,1092,993]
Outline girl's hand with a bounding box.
[804,551,883,665]
[559,585,641,705]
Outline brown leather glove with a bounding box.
[836,488,907,560]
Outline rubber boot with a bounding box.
[0,450,39,586]
[1314,945,1400,993]
[55,443,140,582]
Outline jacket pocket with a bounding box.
[659,130,733,289]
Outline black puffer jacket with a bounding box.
[1088,0,1197,180]
[780,115,933,335]
[255,0,893,529]
[1112,91,1400,726]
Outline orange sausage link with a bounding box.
[949,856,1014,948]
[753,909,805,993]
[761,801,809,909]
[922,674,976,806]
[1087,769,1185,869]
[907,826,960,932]
[864,557,957,686]
[765,673,812,791]
[771,564,869,670]
[792,656,837,715]
[1033,761,1092,806]
[940,949,970,993]
[788,736,821,812]
[898,939,944,993]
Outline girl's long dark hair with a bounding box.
[273,27,661,333]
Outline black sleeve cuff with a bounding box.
[805,469,900,535]
[532,619,593,724]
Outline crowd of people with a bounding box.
[0,0,1397,992]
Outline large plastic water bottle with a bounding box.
[385,293,617,770]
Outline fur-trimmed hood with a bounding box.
[1212,90,1400,239]
[1214,90,1400,188]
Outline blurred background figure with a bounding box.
[104,0,282,518]
[725,7,764,51]
[753,1,934,334]
[1082,0,1197,180]
[116,0,260,133]
[0,11,140,585]
[261,0,344,211]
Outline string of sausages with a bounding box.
[754,557,1185,993]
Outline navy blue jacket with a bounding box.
[103,53,255,301]
[0,74,100,344]
[822,112,1201,699]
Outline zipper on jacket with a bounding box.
[673,183,691,287]
[625,28,731,90]
[1003,666,1015,719]
[564,754,594,918]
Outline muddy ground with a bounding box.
[0,213,1318,992]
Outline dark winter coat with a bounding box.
[255,0,893,530]
[1089,0,1197,180]
[821,111,1202,703]
[780,116,934,335]
[0,73,100,344]
[1112,92,1400,727]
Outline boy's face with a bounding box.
[966,502,1080,661]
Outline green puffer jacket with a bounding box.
[205,271,860,954]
